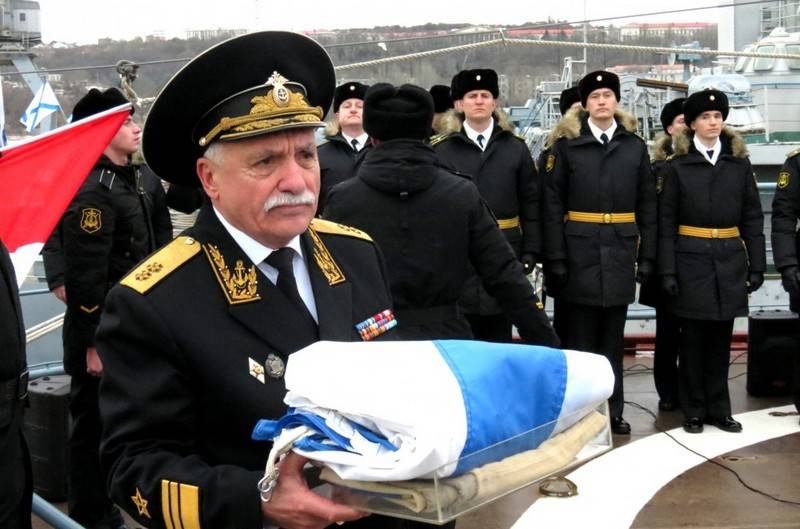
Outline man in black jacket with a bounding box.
[659,89,765,434]
[60,87,159,529]
[433,68,540,343]
[0,239,32,529]
[542,71,657,434]
[324,83,558,347]
[638,97,686,413]
[317,82,370,211]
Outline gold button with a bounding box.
[603,213,612,224]
[711,228,719,238]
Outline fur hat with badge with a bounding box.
[450,69,499,100]
[363,83,434,141]
[682,89,729,125]
[333,82,369,112]
[72,87,132,123]
[558,86,581,116]
[429,84,453,113]
[578,70,620,107]
[659,97,686,133]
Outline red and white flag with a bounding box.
[0,104,130,286]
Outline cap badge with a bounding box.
[596,74,603,81]
[476,74,482,81]
[267,71,291,107]
[709,95,716,101]
[349,85,356,91]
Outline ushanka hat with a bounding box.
[429,84,453,113]
[558,86,581,116]
[72,87,132,122]
[450,69,499,100]
[578,70,621,107]
[333,82,369,112]
[659,97,687,133]
[143,31,335,187]
[363,83,434,141]
[683,89,729,125]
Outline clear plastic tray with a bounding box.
[317,402,612,524]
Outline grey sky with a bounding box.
[36,0,723,44]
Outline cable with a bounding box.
[625,400,800,506]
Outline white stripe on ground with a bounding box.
[512,405,800,529]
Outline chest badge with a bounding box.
[80,208,102,234]
[265,353,285,379]
[249,357,265,384]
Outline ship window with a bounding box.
[19,13,26,22]
[786,45,800,69]
[753,45,776,71]
[735,46,752,72]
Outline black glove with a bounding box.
[781,266,800,298]
[547,260,568,286]
[661,275,679,297]
[636,259,655,284]
[521,253,537,275]
[747,271,764,294]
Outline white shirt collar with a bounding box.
[342,132,369,151]
[212,206,305,264]
[463,118,494,150]
[693,135,722,165]
[587,118,617,145]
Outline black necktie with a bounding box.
[706,149,714,159]
[351,138,359,152]
[600,133,609,146]
[265,248,315,325]
[477,134,485,149]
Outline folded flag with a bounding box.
[253,340,613,481]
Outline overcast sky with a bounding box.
[35,0,724,44]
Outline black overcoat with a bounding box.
[771,150,800,312]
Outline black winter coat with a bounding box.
[323,139,558,346]
[658,128,766,320]
[433,116,540,315]
[60,157,171,374]
[542,108,657,306]
[318,133,370,211]
[771,150,800,312]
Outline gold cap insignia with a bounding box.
[265,353,285,379]
[267,71,291,107]
[249,357,265,384]
[80,208,102,234]
[131,487,151,518]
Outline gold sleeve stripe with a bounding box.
[121,236,201,294]
[161,480,202,529]
[309,218,372,242]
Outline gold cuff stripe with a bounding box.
[567,211,636,224]
[496,216,521,230]
[678,225,740,239]
[161,480,201,529]
[121,236,201,294]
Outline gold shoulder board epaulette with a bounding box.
[787,146,800,159]
[310,219,372,242]
[120,236,201,294]
[429,133,449,146]
[666,154,676,161]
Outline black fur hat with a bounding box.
[363,83,434,141]
[72,87,132,122]
[683,89,729,125]
[659,97,686,133]
[450,69,499,100]
[429,84,453,113]
[558,86,581,116]
[333,82,369,112]
[578,71,620,107]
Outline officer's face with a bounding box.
[690,111,723,142]
[457,90,496,122]
[585,88,617,121]
[336,98,364,127]
[667,114,686,136]
[196,129,320,249]
[108,115,141,156]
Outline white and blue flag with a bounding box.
[19,81,61,133]
[253,340,613,481]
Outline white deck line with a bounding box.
[512,405,800,529]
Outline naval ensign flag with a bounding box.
[0,104,131,286]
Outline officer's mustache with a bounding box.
[264,190,316,212]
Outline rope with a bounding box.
[335,37,800,71]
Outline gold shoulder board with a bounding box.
[429,133,449,146]
[787,147,800,159]
[310,219,372,242]
[120,236,201,294]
